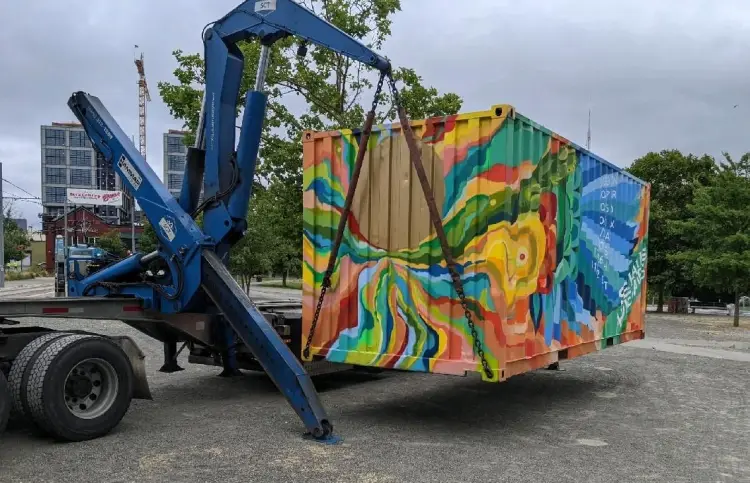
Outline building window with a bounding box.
[70,169,92,187]
[45,148,66,165]
[167,174,182,190]
[95,151,117,190]
[167,154,185,172]
[94,206,118,218]
[69,130,91,148]
[45,186,66,203]
[167,136,186,154]
[44,128,66,146]
[70,150,92,167]
[45,167,67,184]
[46,207,64,217]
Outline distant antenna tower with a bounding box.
[134,47,151,159]
[586,109,591,150]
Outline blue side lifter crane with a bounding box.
[0,0,391,443]
[0,0,471,443]
[64,0,393,441]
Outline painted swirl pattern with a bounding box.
[302,105,650,381]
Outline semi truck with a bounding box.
[0,0,649,444]
[0,0,395,443]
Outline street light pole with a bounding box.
[131,194,136,253]
[0,162,5,289]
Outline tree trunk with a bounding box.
[657,287,665,313]
[282,269,288,288]
[734,289,740,328]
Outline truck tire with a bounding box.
[0,371,10,435]
[25,334,134,442]
[8,332,71,417]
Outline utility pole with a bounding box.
[0,162,5,288]
[129,135,136,253]
[130,196,136,253]
[586,109,592,151]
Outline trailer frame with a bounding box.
[0,294,351,440]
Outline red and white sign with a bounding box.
[66,188,123,207]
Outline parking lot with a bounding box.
[1,280,749,482]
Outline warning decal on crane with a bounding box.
[159,216,176,242]
[254,0,276,16]
[117,154,143,190]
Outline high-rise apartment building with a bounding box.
[163,130,188,199]
[40,122,132,224]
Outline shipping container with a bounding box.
[301,104,650,382]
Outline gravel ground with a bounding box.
[0,280,748,482]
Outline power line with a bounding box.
[2,196,43,206]
[2,178,40,200]
[4,196,42,201]
[3,190,25,199]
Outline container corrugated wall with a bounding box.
[302,104,650,382]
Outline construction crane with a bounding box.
[129,48,151,237]
[133,48,151,159]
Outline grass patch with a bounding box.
[5,271,38,281]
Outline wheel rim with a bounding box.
[63,358,119,420]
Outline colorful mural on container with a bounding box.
[302,104,650,382]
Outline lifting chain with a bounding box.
[303,72,494,381]
[303,73,386,360]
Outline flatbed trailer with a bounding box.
[0,295,351,441]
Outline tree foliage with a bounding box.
[3,207,30,263]
[626,150,718,310]
[230,188,274,290]
[670,154,750,327]
[138,220,159,254]
[157,0,463,284]
[96,229,126,258]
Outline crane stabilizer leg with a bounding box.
[200,250,336,442]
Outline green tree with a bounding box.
[230,189,274,290]
[262,180,302,286]
[138,220,159,254]
[3,208,30,263]
[157,1,463,278]
[96,229,126,257]
[671,154,750,327]
[626,150,718,311]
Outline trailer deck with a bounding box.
[0,291,351,441]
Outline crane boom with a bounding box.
[134,52,151,159]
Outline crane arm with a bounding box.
[188,0,391,255]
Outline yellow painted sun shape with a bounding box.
[485,213,547,308]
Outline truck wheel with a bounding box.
[0,372,10,434]
[8,332,71,417]
[25,334,134,442]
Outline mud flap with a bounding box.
[110,336,153,400]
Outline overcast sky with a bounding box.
[1,0,748,228]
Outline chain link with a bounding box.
[387,73,493,380]
[371,73,385,115]
[303,73,387,360]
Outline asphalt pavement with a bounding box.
[0,279,748,482]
